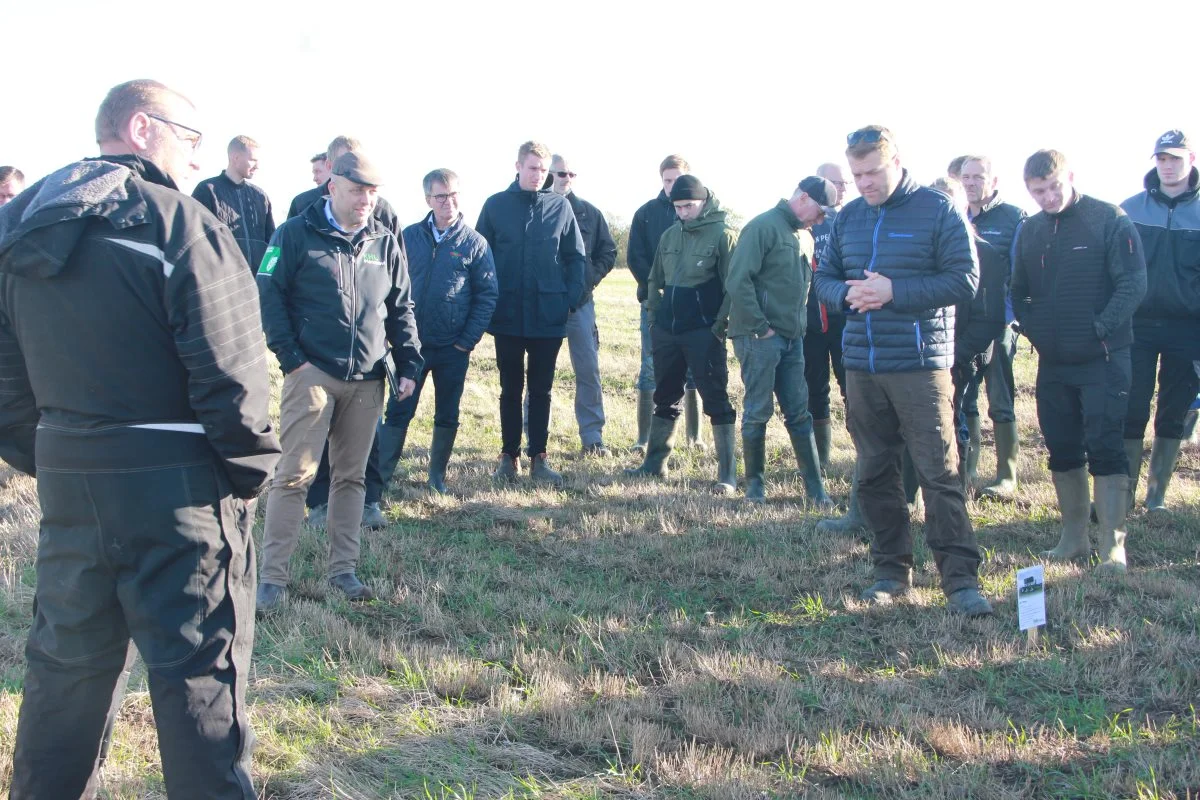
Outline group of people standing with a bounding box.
[0,76,1197,798]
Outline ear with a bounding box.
[515,161,523,172]
[126,111,154,153]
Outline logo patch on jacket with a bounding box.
[258,246,281,275]
[363,252,384,265]
[887,232,914,239]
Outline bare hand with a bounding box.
[760,328,776,339]
[845,270,894,312]
[395,377,417,401]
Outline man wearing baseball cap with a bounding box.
[1119,131,1200,518]
[726,177,837,504]
[255,151,423,611]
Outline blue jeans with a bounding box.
[733,333,813,437]
[565,299,605,446]
[384,343,471,432]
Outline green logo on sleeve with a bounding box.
[258,246,281,275]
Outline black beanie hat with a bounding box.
[669,174,707,202]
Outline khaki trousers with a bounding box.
[260,365,383,584]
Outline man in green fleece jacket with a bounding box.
[727,177,838,505]
[628,175,740,492]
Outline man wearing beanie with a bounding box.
[627,175,740,493]
[726,177,837,505]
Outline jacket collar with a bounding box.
[420,210,463,239]
[1143,166,1200,207]
[773,199,803,230]
[979,191,1008,215]
[880,169,918,209]
[302,196,381,244]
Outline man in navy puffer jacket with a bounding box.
[378,169,498,493]
[814,125,991,617]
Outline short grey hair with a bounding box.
[95,79,193,144]
[422,169,458,196]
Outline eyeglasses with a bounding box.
[554,171,576,179]
[428,192,459,204]
[846,128,891,147]
[147,114,203,152]
[832,181,849,189]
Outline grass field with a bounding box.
[2,269,1199,798]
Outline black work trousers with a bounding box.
[1124,319,1200,441]
[803,314,847,420]
[494,333,564,458]
[651,325,736,425]
[1037,348,1132,476]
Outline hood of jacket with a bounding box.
[681,190,727,232]
[1143,165,1200,207]
[0,155,177,279]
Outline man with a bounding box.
[192,135,276,272]
[727,176,836,505]
[1120,130,1200,517]
[628,154,704,452]
[0,79,280,799]
[958,155,1027,498]
[256,152,422,610]
[378,169,497,493]
[311,151,329,185]
[476,141,585,486]
[814,125,991,616]
[1012,149,1146,573]
[947,155,970,180]
[627,175,739,493]
[288,135,407,530]
[549,154,618,455]
[0,165,24,205]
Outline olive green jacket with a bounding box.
[726,199,815,340]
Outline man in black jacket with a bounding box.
[1119,130,1200,517]
[1012,149,1146,574]
[0,79,280,799]
[477,140,586,486]
[192,135,275,273]
[628,154,703,452]
[814,125,991,616]
[256,152,421,609]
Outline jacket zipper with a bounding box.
[866,209,885,373]
[914,321,925,366]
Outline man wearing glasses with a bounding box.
[378,169,497,493]
[0,79,280,798]
[814,125,992,616]
[548,154,618,456]
[192,135,276,274]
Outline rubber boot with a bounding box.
[816,460,867,534]
[789,427,834,508]
[684,388,706,451]
[1093,473,1129,574]
[979,421,1019,499]
[633,390,654,454]
[742,426,767,502]
[1143,437,1183,517]
[530,453,564,487]
[492,453,519,483]
[377,424,409,486]
[427,426,456,494]
[1124,438,1145,515]
[964,414,981,492]
[625,415,675,478]
[902,447,923,517]
[1041,467,1091,561]
[813,417,833,474]
[711,422,737,495]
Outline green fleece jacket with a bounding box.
[646,192,739,338]
[725,199,815,340]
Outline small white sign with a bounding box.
[1016,565,1046,631]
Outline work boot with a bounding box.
[711,423,737,496]
[427,426,456,494]
[684,388,706,451]
[742,426,767,502]
[813,417,833,474]
[1042,467,1091,561]
[1143,437,1182,517]
[1093,473,1130,575]
[625,415,676,479]
[964,414,981,491]
[859,579,910,605]
[255,582,287,614]
[361,502,387,530]
[817,461,868,534]
[1124,438,1144,514]
[582,441,612,457]
[329,572,374,602]
[979,421,1020,499]
[946,587,994,616]
[493,453,519,483]
[633,390,654,454]
[789,427,834,508]
[377,424,409,487]
[305,503,328,531]
[530,453,564,488]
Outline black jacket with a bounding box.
[402,213,498,351]
[970,193,1026,256]
[814,170,979,373]
[1120,167,1200,322]
[956,235,1008,369]
[807,211,838,333]
[1011,193,1147,365]
[628,190,677,301]
[476,181,586,339]
[191,172,275,273]
[0,155,280,498]
[565,191,617,306]
[257,200,422,381]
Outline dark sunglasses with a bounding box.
[846,128,890,147]
[555,171,576,179]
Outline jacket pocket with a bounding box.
[535,275,569,329]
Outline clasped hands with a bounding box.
[844,270,893,313]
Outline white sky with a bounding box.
[4,0,1198,228]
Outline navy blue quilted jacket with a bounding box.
[402,213,498,351]
[814,170,978,373]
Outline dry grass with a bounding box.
[2,270,1199,798]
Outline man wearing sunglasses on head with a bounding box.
[814,125,991,617]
